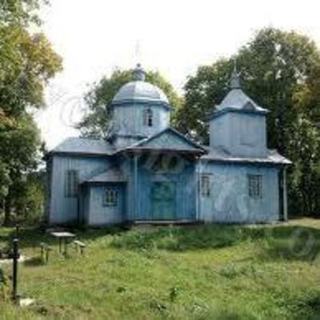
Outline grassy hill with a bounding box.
[1,219,320,319]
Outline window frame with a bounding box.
[201,174,211,197]
[64,170,79,198]
[248,174,263,199]
[103,188,119,207]
[143,108,153,127]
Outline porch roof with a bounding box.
[84,167,127,183]
[201,147,291,165]
[117,127,206,155]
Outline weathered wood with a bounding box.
[40,242,52,263]
[73,240,86,255]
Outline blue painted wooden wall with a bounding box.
[86,184,125,226]
[49,155,111,224]
[198,161,280,223]
[210,112,267,157]
[124,155,197,221]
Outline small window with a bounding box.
[104,188,118,207]
[143,108,153,127]
[248,174,262,199]
[65,170,79,198]
[201,175,211,197]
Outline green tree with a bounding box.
[79,68,182,138]
[0,0,62,225]
[177,27,320,216]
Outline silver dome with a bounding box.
[112,80,169,105]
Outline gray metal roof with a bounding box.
[201,147,291,165]
[85,167,127,183]
[216,88,268,113]
[112,81,169,105]
[119,127,206,154]
[50,137,115,155]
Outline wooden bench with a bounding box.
[40,242,52,263]
[73,240,86,255]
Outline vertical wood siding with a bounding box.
[87,184,125,225]
[49,155,111,224]
[126,156,197,221]
[210,112,267,157]
[199,161,280,223]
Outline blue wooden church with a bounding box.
[45,64,291,226]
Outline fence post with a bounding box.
[12,238,19,302]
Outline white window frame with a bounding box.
[248,174,263,199]
[103,188,118,207]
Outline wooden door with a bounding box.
[151,182,176,220]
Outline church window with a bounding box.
[65,170,79,198]
[201,174,211,197]
[143,108,153,127]
[248,174,262,199]
[104,188,118,207]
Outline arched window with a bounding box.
[143,108,153,127]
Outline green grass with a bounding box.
[1,219,320,319]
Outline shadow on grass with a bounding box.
[0,225,129,251]
[3,223,320,263]
[111,224,320,263]
[23,256,44,267]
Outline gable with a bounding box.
[131,128,205,152]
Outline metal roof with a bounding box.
[85,167,127,183]
[50,137,115,156]
[210,68,268,119]
[112,64,169,107]
[119,127,206,154]
[112,81,169,106]
[216,88,268,113]
[201,147,291,165]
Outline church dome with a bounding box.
[112,64,170,106]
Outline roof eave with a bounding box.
[208,107,269,121]
[111,99,172,110]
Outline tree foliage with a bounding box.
[0,0,62,225]
[79,69,182,138]
[176,28,320,216]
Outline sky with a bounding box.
[35,0,320,149]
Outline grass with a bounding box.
[1,219,320,319]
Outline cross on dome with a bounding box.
[230,59,241,89]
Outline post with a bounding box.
[283,167,288,222]
[134,153,138,220]
[12,238,19,302]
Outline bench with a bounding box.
[73,240,86,255]
[40,242,52,263]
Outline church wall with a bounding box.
[113,104,170,145]
[199,161,280,223]
[210,112,267,157]
[49,155,111,224]
[125,155,197,221]
[87,184,126,226]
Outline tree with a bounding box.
[176,27,320,216]
[0,0,62,225]
[79,69,182,138]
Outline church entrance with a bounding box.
[151,182,176,220]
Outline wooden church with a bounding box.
[45,64,291,226]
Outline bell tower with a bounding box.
[209,67,269,157]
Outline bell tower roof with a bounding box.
[212,65,269,118]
